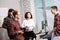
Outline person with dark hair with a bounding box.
[10,10,24,40]
[22,12,36,40]
[43,6,60,40]
[25,12,32,19]
[2,8,14,39]
[51,6,58,11]
[8,8,14,17]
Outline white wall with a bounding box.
[0,8,8,27]
[0,0,20,26]
[0,0,20,11]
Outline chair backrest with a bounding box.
[40,39,48,40]
[52,36,60,40]
[0,28,10,40]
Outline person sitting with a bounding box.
[22,12,36,40]
[2,8,14,39]
[10,10,24,40]
[43,6,60,40]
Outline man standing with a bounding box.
[43,6,60,40]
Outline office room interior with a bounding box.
[0,0,60,40]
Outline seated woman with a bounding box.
[10,10,24,40]
[22,12,36,40]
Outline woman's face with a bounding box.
[15,14,20,19]
[27,13,31,19]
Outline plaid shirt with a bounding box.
[54,14,60,36]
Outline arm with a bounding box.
[22,20,26,32]
[48,27,56,34]
[48,15,60,34]
[22,20,25,28]
[48,15,57,34]
[10,23,17,35]
[2,18,8,29]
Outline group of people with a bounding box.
[2,9,36,40]
[0,5,60,40]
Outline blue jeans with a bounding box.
[43,33,56,40]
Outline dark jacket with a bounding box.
[2,16,13,38]
[2,16,13,29]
